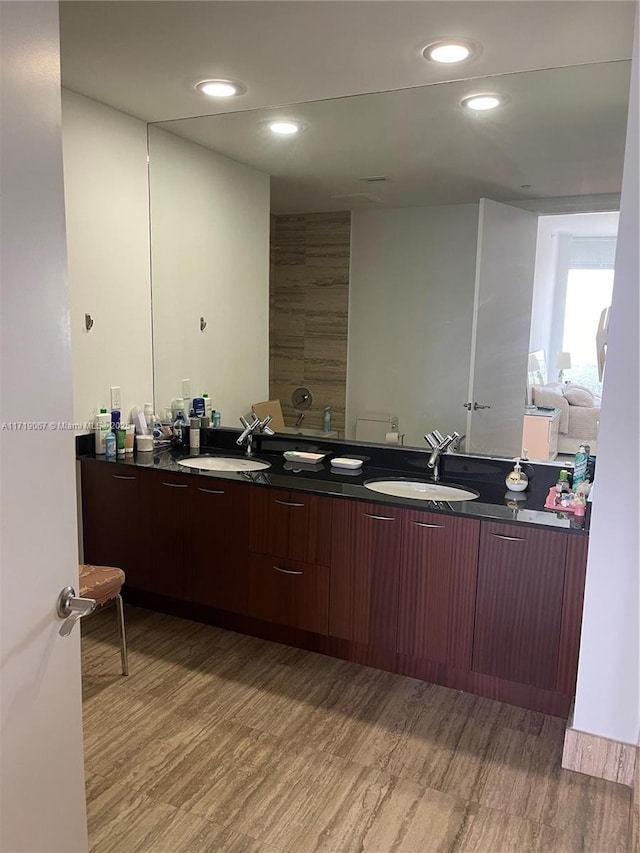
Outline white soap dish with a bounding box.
[283,450,326,464]
[331,457,364,470]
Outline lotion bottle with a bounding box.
[94,408,110,454]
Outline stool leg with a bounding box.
[115,594,129,676]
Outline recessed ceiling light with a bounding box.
[462,94,502,111]
[268,121,302,135]
[195,79,246,98]
[423,40,476,64]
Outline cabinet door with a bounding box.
[397,512,480,669]
[190,480,249,614]
[248,554,329,634]
[143,471,193,599]
[81,461,149,590]
[473,522,567,690]
[556,535,588,695]
[330,500,401,649]
[249,487,331,565]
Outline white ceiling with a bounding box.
[60,1,636,123]
[151,60,630,213]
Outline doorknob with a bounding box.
[473,402,492,410]
[57,586,96,637]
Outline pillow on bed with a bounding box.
[563,386,595,407]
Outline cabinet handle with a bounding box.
[491,533,526,542]
[412,521,444,529]
[161,482,188,488]
[198,488,225,495]
[273,565,303,575]
[363,512,395,521]
[112,475,136,481]
[275,499,305,508]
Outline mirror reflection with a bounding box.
[148,60,629,459]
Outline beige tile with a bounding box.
[82,608,633,853]
[86,772,280,853]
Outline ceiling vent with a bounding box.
[329,192,382,204]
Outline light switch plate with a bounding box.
[110,386,121,410]
[182,378,191,399]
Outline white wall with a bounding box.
[572,11,639,745]
[347,204,478,446]
[148,127,270,424]
[62,90,153,428]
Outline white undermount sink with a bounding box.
[364,479,479,502]
[178,456,271,473]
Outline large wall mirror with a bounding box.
[148,59,629,459]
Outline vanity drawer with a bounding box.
[248,553,329,635]
[249,487,332,565]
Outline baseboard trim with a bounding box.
[562,725,637,787]
[630,743,640,852]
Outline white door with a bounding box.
[466,199,539,457]
[0,4,88,852]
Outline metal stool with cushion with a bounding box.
[79,564,129,675]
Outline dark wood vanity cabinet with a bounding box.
[81,461,250,614]
[248,487,331,633]
[472,522,568,691]
[330,500,402,650]
[80,460,589,716]
[397,511,480,669]
[81,462,150,590]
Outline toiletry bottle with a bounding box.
[171,410,187,447]
[203,393,213,418]
[572,444,589,490]
[171,398,184,421]
[94,407,110,454]
[189,417,201,451]
[105,428,117,459]
[213,411,221,428]
[323,407,332,433]
[505,458,528,491]
[555,469,570,504]
[193,397,205,418]
[111,409,121,431]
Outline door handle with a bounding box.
[57,586,96,637]
[473,402,491,410]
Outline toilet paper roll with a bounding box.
[385,431,400,445]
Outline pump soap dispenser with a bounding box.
[505,458,529,492]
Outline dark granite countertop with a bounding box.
[77,428,589,534]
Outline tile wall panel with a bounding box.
[269,212,351,435]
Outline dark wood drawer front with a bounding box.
[249,487,331,565]
[330,500,401,649]
[248,554,329,635]
[473,522,568,690]
[398,512,480,668]
[189,480,250,614]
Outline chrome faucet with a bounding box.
[295,412,305,428]
[424,430,460,482]
[236,413,274,457]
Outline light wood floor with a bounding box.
[82,606,632,853]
